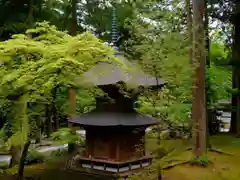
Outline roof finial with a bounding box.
[111,6,118,48]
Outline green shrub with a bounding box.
[146,131,157,139]
[0,161,9,169]
[50,128,83,145]
[50,149,68,157]
[0,141,8,154]
[25,151,45,165]
[190,155,210,167]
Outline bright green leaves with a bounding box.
[0,21,120,148]
[50,128,84,145]
[0,21,117,102]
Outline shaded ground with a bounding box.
[1,157,115,180]
[163,151,240,180]
[132,134,240,180]
[0,129,86,166]
[1,134,240,180]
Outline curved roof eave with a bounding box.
[69,112,159,127]
[76,56,165,88]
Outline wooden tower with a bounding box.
[68,6,165,179]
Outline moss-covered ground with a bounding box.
[131,134,240,180]
[1,134,240,180]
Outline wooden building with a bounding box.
[68,58,164,178]
[67,6,165,179]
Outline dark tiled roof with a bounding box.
[69,112,157,126]
[78,55,165,87]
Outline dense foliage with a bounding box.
[0,21,119,147]
[122,3,232,125]
[137,32,192,125]
[207,43,231,107]
[0,0,233,144]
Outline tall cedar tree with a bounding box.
[192,0,207,156]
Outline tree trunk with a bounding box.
[186,0,192,64]
[35,117,42,144]
[236,72,240,135]
[9,145,23,167]
[67,0,77,153]
[51,86,59,131]
[230,67,237,133]
[68,88,76,127]
[157,124,162,180]
[230,6,240,135]
[28,0,34,26]
[231,6,240,135]
[157,164,162,180]
[45,104,52,138]
[204,0,210,68]
[17,141,30,180]
[68,0,77,125]
[204,0,211,149]
[192,0,207,157]
[71,0,77,37]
